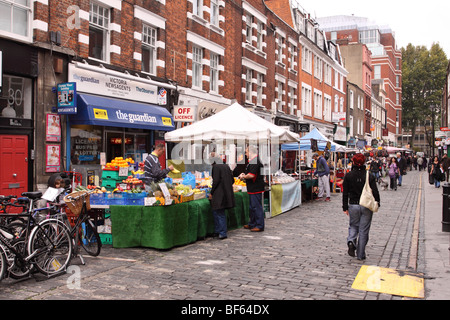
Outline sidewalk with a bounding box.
[421,172,450,299]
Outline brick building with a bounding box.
[317,15,402,146]
[0,0,347,192]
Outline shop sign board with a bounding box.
[68,63,158,104]
[332,112,346,123]
[57,82,77,114]
[174,106,196,122]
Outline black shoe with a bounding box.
[347,241,356,257]
[218,235,227,240]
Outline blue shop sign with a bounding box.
[57,82,77,114]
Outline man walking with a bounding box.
[239,145,265,232]
[396,152,406,186]
[313,152,331,201]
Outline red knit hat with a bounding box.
[352,153,366,166]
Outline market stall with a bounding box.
[165,102,300,219]
[281,128,347,200]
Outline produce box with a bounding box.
[124,192,147,205]
[193,192,206,200]
[102,170,120,180]
[102,178,118,190]
[90,192,106,205]
[99,233,112,245]
[105,193,125,205]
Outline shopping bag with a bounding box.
[359,171,379,213]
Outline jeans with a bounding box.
[248,193,264,230]
[212,209,227,237]
[434,177,441,188]
[348,204,373,260]
[398,174,403,185]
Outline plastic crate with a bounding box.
[124,192,147,205]
[90,193,106,205]
[99,233,112,245]
[102,179,118,190]
[105,193,125,205]
[101,170,120,180]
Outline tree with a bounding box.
[401,43,448,150]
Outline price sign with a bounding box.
[119,166,128,177]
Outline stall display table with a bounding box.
[270,180,301,217]
[301,179,318,201]
[109,192,249,249]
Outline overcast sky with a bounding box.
[298,0,450,57]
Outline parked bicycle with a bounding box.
[0,191,73,281]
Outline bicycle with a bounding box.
[0,191,73,281]
[61,190,102,263]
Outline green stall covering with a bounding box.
[110,192,249,250]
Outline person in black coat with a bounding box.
[342,153,380,260]
[209,153,235,239]
[396,152,406,186]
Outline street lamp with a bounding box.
[430,104,441,159]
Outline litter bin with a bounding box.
[442,183,450,232]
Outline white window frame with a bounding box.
[302,47,312,73]
[192,46,203,88]
[349,90,354,109]
[141,24,157,75]
[245,14,252,43]
[210,52,219,93]
[210,0,219,26]
[302,85,312,116]
[89,2,110,62]
[193,0,203,18]
[245,69,252,103]
[0,0,33,42]
[277,81,283,112]
[374,65,381,79]
[289,86,295,115]
[256,73,264,106]
[314,56,322,81]
[324,95,332,122]
[256,20,263,50]
[314,90,322,120]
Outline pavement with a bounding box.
[0,169,449,304]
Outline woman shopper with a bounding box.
[388,157,399,191]
[342,153,380,260]
[430,156,444,188]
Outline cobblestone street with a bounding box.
[1,170,448,305]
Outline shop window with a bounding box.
[71,125,102,165]
[0,75,32,119]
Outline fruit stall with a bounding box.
[86,156,249,249]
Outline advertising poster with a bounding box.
[46,144,61,172]
[46,113,61,142]
[57,82,77,114]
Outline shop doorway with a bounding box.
[0,135,28,199]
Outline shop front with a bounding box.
[0,39,37,196]
[64,62,175,185]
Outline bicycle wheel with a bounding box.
[0,245,6,281]
[8,238,32,280]
[28,219,72,277]
[79,219,101,256]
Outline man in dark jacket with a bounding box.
[396,152,406,186]
[239,145,265,232]
[313,152,331,201]
[143,143,174,189]
[342,153,380,261]
[209,153,235,239]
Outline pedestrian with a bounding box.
[209,152,235,239]
[441,154,450,182]
[413,155,418,170]
[239,145,265,232]
[342,153,380,261]
[417,156,423,171]
[430,156,444,188]
[312,152,331,201]
[143,143,174,191]
[388,157,399,191]
[396,152,406,186]
[369,157,382,182]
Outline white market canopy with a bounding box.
[164,102,300,143]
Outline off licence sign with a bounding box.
[174,106,196,122]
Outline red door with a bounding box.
[0,135,28,199]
